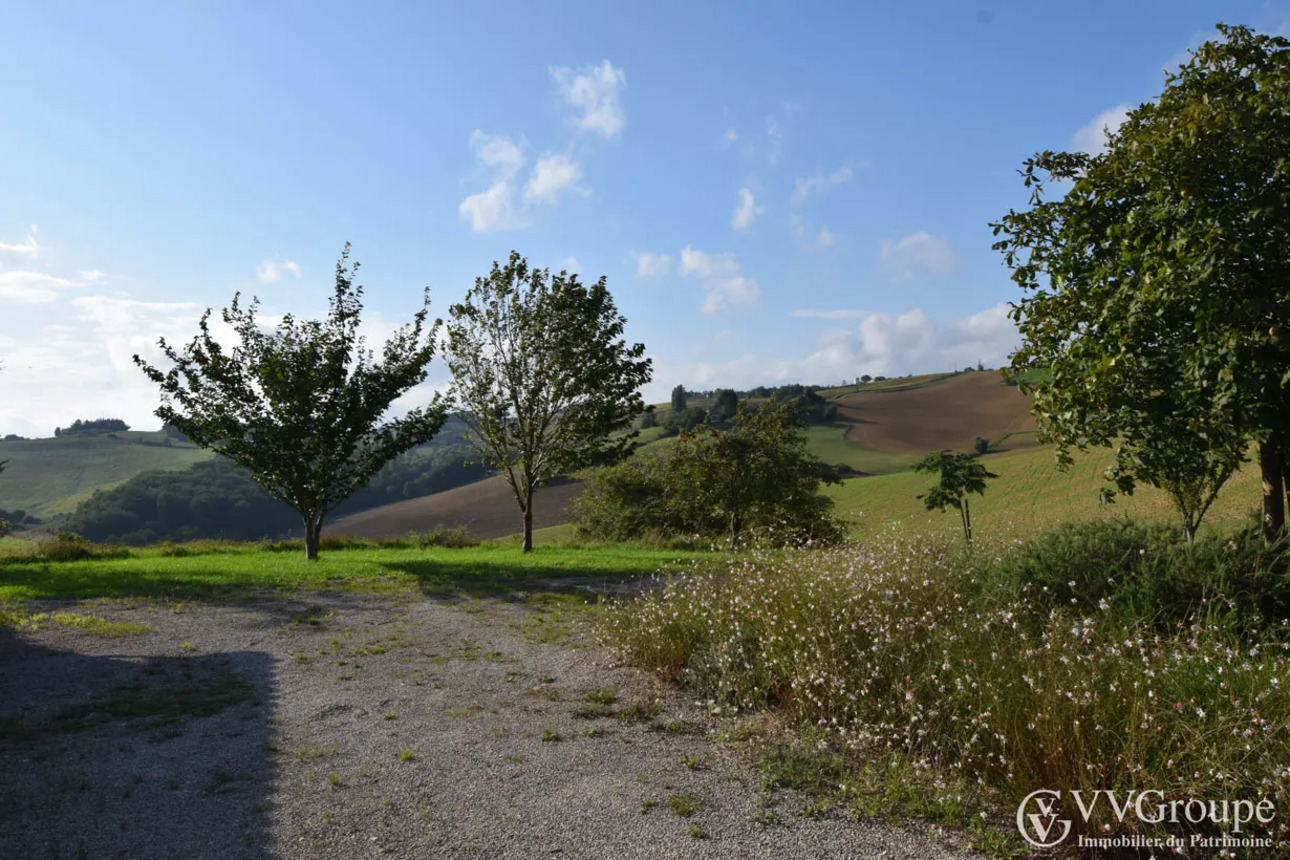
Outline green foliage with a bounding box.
[573,449,678,543]
[53,418,130,437]
[994,519,1290,630]
[913,451,997,542]
[992,24,1290,540]
[445,252,652,552]
[769,384,837,424]
[579,401,843,548]
[670,384,688,413]
[659,406,707,436]
[709,388,739,424]
[604,534,1290,845]
[972,436,990,456]
[134,244,447,559]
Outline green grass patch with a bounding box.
[2,610,153,638]
[800,424,920,476]
[827,442,1266,542]
[0,543,710,602]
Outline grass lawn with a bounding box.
[801,424,920,475]
[0,543,711,603]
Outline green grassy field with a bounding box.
[0,542,712,602]
[827,442,1265,541]
[0,433,213,517]
[801,424,921,475]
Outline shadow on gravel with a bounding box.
[0,625,277,860]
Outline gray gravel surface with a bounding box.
[0,592,982,859]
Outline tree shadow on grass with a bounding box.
[0,625,277,859]
[373,557,662,602]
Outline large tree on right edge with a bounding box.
[445,252,652,552]
[992,24,1290,542]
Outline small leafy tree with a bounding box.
[914,451,997,542]
[445,252,652,552]
[665,401,842,549]
[992,24,1290,542]
[134,245,447,559]
[710,388,739,424]
[671,385,688,414]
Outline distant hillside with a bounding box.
[328,475,582,541]
[826,442,1264,542]
[833,371,1036,455]
[0,433,213,518]
[0,413,477,522]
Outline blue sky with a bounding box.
[2,1,1288,436]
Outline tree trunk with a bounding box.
[521,484,534,553]
[1181,509,1198,544]
[304,512,323,561]
[1260,436,1285,544]
[961,499,972,543]
[730,511,742,551]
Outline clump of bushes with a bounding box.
[601,524,1290,843]
[994,519,1290,630]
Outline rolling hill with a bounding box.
[0,433,213,518]
[327,475,583,541]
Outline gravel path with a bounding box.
[0,591,982,859]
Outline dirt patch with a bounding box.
[327,476,583,541]
[0,592,980,859]
[836,372,1036,454]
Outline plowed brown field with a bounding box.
[835,372,1036,454]
[328,475,583,540]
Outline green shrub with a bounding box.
[993,519,1290,630]
[407,525,477,549]
[37,533,130,562]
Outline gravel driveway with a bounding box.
[0,589,981,859]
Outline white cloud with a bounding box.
[790,215,835,252]
[469,129,526,178]
[634,252,671,278]
[0,231,40,258]
[724,128,738,144]
[459,131,533,233]
[0,270,77,304]
[878,232,960,281]
[256,260,302,283]
[730,187,764,231]
[793,165,852,202]
[525,153,582,204]
[646,303,1016,397]
[0,295,206,437]
[792,308,868,319]
[799,304,1018,380]
[550,60,626,139]
[560,256,580,274]
[1071,104,1132,155]
[459,180,530,233]
[678,246,761,314]
[78,269,108,282]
